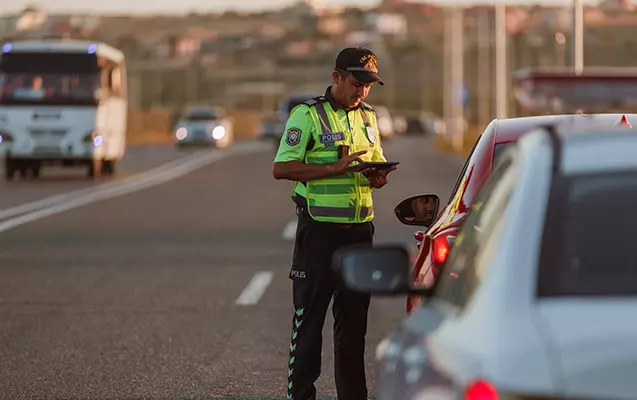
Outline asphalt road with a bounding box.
[0,136,463,399]
[0,145,206,210]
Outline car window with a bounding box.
[446,136,480,205]
[493,142,515,164]
[432,151,518,309]
[538,171,637,297]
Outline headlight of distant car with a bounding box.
[212,126,225,139]
[378,117,392,133]
[175,127,187,140]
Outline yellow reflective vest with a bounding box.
[296,96,381,224]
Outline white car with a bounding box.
[374,105,395,140]
[334,119,637,399]
[174,106,233,149]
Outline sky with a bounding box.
[0,0,604,15]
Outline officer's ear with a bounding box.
[332,69,341,85]
[333,69,349,85]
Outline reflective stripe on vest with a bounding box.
[310,205,373,219]
[305,102,374,223]
[315,102,332,134]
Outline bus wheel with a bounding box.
[32,164,41,178]
[88,159,102,179]
[4,159,16,181]
[102,160,116,175]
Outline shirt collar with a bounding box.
[324,86,360,112]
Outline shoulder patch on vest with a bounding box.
[304,96,327,107]
[285,128,302,146]
[360,101,375,112]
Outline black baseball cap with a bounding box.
[335,47,384,85]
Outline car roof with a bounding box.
[183,105,222,113]
[428,113,637,233]
[3,39,125,62]
[491,113,637,144]
[542,125,637,175]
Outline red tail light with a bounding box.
[465,380,498,400]
[432,235,451,264]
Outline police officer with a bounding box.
[272,47,397,400]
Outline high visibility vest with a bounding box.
[297,96,380,224]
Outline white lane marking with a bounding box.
[235,271,274,306]
[0,142,268,232]
[0,141,266,221]
[0,150,209,221]
[0,152,219,232]
[282,220,298,240]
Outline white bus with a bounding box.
[0,39,127,180]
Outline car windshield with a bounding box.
[0,52,101,106]
[541,171,637,296]
[183,109,220,121]
[493,142,515,164]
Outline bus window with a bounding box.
[0,52,101,106]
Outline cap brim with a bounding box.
[352,71,384,86]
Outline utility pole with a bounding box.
[443,7,451,134]
[449,6,464,152]
[420,44,430,112]
[494,3,507,119]
[572,0,584,75]
[477,7,491,127]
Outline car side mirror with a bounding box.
[332,244,433,297]
[393,194,440,227]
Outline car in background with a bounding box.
[405,112,446,136]
[174,105,233,149]
[391,111,408,135]
[396,113,636,313]
[334,122,637,400]
[373,105,395,140]
[259,93,315,145]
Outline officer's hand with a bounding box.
[362,165,398,188]
[330,150,367,175]
[361,165,398,178]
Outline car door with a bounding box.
[431,150,518,311]
[386,151,521,399]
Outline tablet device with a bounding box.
[349,161,399,172]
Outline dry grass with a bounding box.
[126,131,174,147]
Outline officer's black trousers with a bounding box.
[286,207,374,400]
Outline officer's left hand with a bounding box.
[362,165,397,188]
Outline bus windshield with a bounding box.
[0,52,101,106]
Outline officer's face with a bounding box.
[333,71,373,109]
